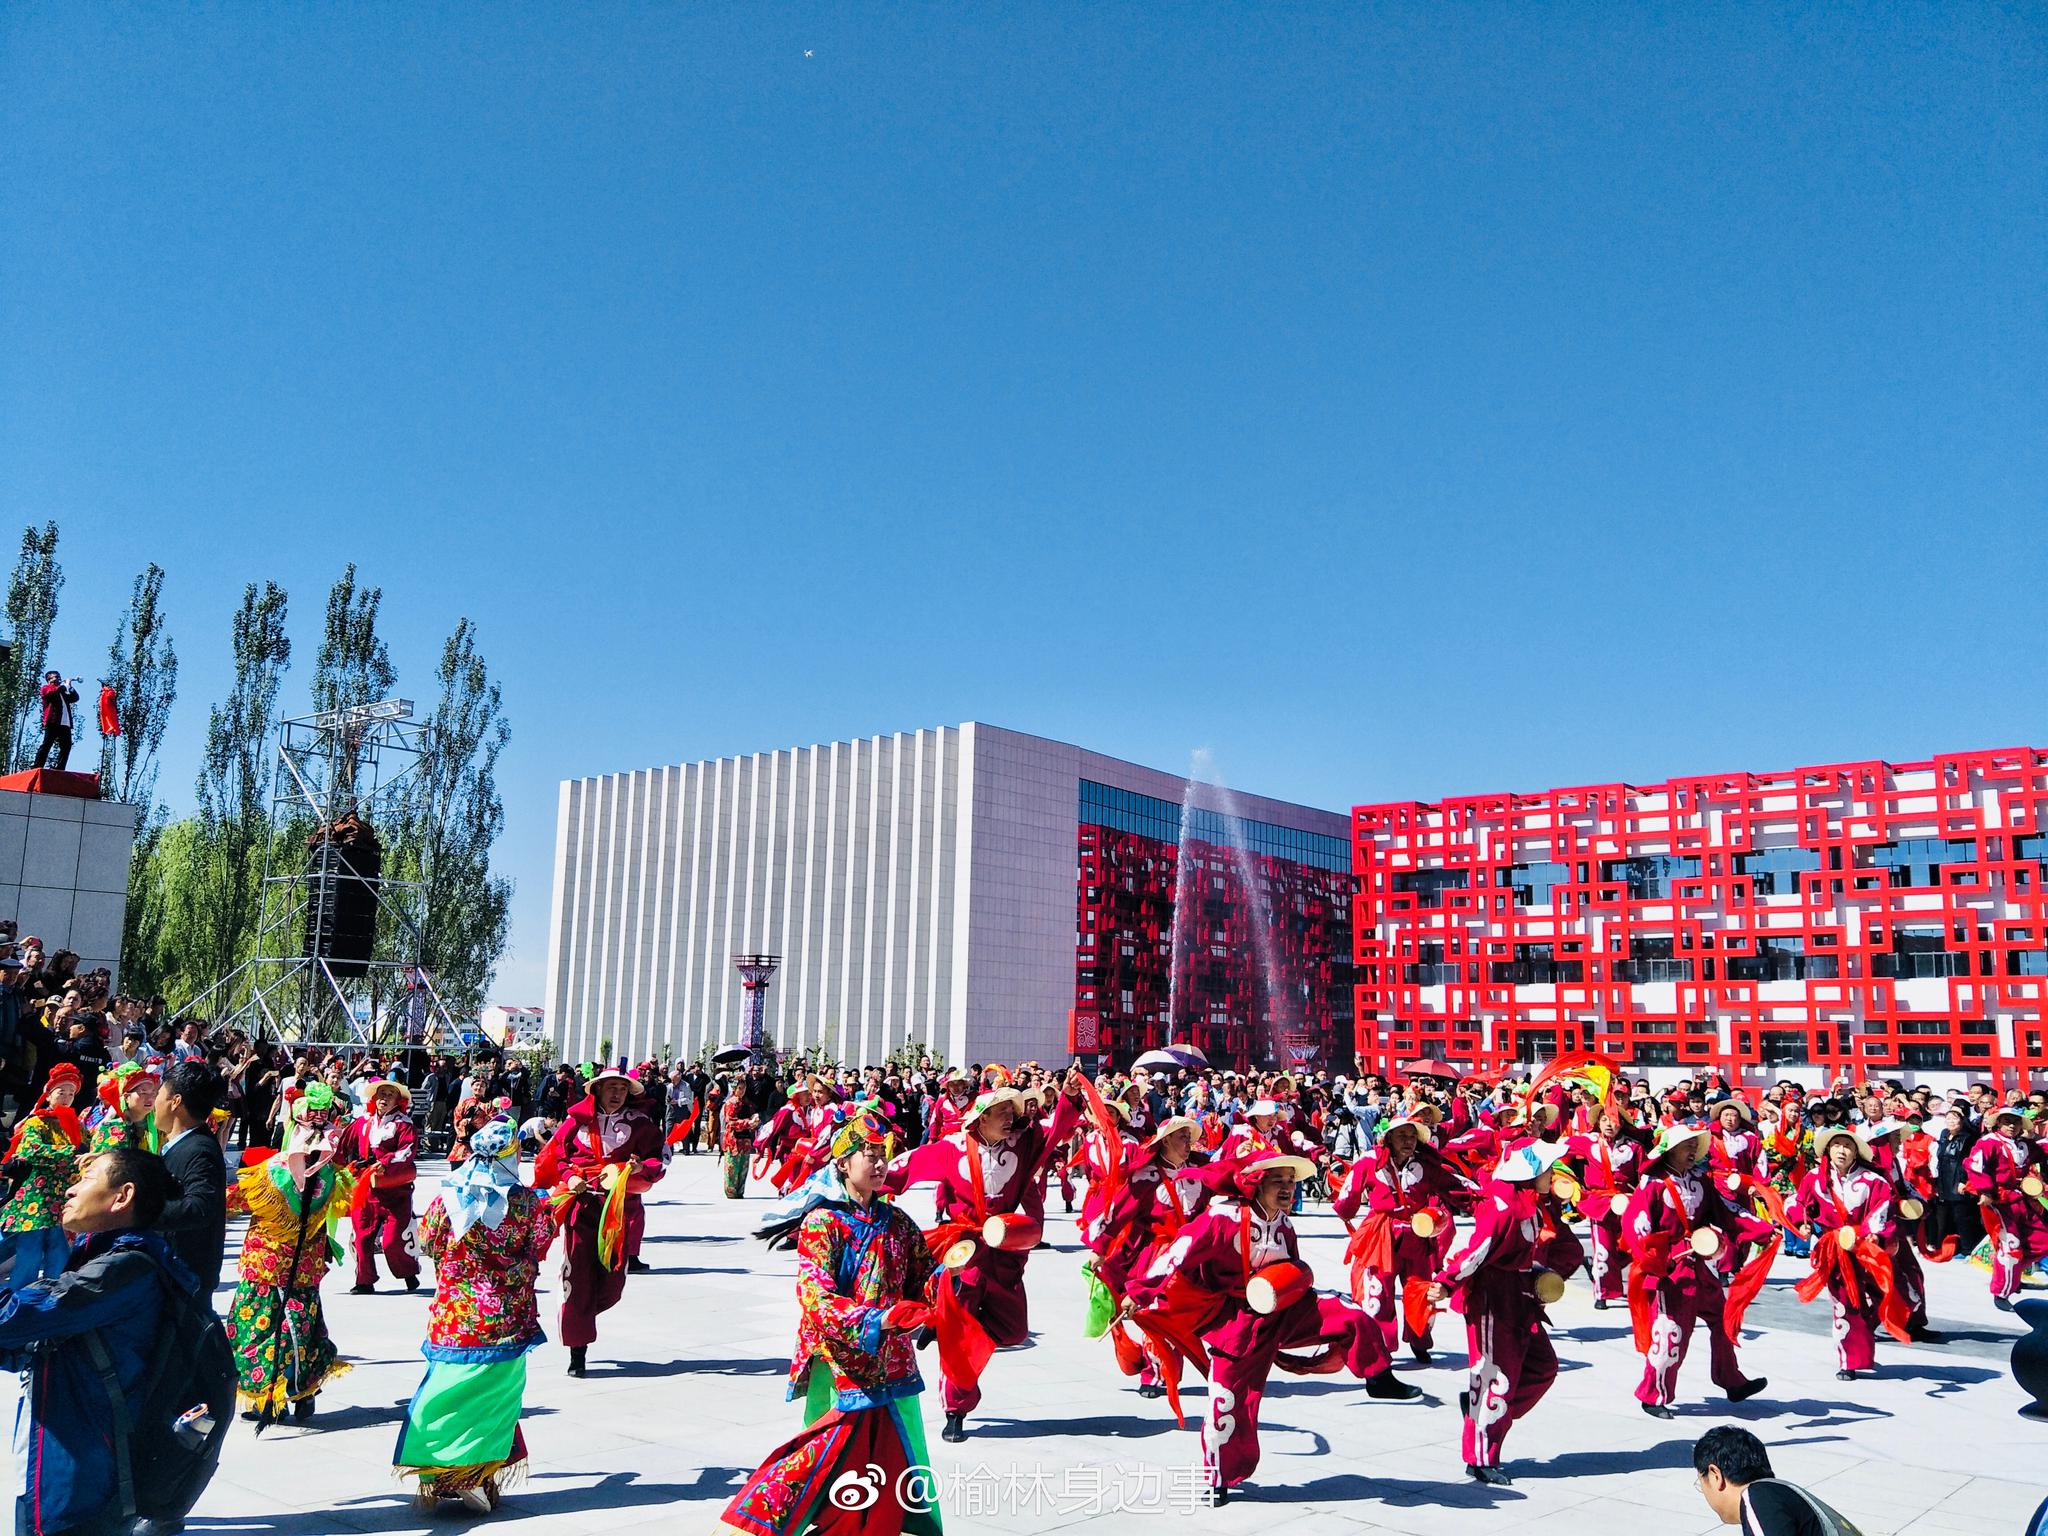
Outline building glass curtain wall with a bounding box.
[1075,780,1355,1073]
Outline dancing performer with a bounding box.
[0,1062,86,1287]
[337,1077,422,1294]
[396,1115,557,1513]
[1787,1126,1909,1380]
[1864,1117,1934,1338]
[229,1082,352,1422]
[1430,1140,1581,1486]
[720,1074,767,1200]
[1564,1107,1641,1309]
[1965,1104,2048,1311]
[85,1061,160,1156]
[534,1066,665,1375]
[1708,1099,1763,1181]
[1334,1110,1472,1363]
[1761,1096,1813,1258]
[723,1104,941,1536]
[1623,1124,1775,1419]
[1125,1149,1419,1505]
[758,1076,838,1195]
[1088,1114,1209,1397]
[882,1071,1083,1442]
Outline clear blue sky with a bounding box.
[4,5,2043,1005]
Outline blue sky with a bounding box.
[4,4,2043,1005]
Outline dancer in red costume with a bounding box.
[1564,1107,1643,1309]
[1126,1150,1420,1505]
[1708,1099,1764,1181]
[1333,1110,1473,1363]
[1623,1124,1775,1418]
[534,1067,665,1376]
[882,1070,1083,1442]
[1787,1126,1911,1380]
[1430,1140,1583,1486]
[335,1078,422,1294]
[1088,1115,1210,1398]
[1965,1104,2048,1310]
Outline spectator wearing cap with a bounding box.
[0,1061,88,1285]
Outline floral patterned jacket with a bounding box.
[231,1159,351,1289]
[417,1186,557,1360]
[786,1197,936,1410]
[0,1113,83,1233]
[85,1115,148,1157]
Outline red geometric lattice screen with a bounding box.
[1352,748,2048,1090]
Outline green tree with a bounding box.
[312,563,395,808]
[98,563,179,805]
[392,619,512,1016]
[101,563,181,987]
[0,521,64,770]
[188,581,291,1009]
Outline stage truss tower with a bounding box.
[187,699,463,1051]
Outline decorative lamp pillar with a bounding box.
[733,954,782,1065]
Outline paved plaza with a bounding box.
[81,1155,2044,1536]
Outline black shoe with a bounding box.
[1365,1371,1422,1402]
[568,1346,587,1378]
[1642,1401,1674,1420]
[1910,1325,1940,1343]
[1835,1368,1856,1381]
[941,1412,967,1443]
[1204,1484,1229,1507]
[914,1325,937,1351]
[627,1257,652,1273]
[349,1283,375,1295]
[1593,1297,1608,1311]
[292,1396,316,1424]
[405,1275,422,1293]
[1468,1465,1513,1487]
[1064,1200,1075,1213]
[1728,1377,1767,1403]
[1994,1295,2017,1312]
[1137,1383,1165,1399]
[1410,1345,1431,1366]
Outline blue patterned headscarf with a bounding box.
[442,1115,523,1243]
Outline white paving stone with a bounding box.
[6,1153,2034,1534]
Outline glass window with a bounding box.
[1601,855,1701,900]
[1736,846,1821,896]
[1725,935,1839,982]
[1508,861,1572,905]
[1615,936,1693,983]
[1760,1031,1811,1065]
[1868,838,1976,888]
[1392,868,1470,908]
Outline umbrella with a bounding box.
[711,1045,753,1067]
[1399,1058,1461,1083]
[1163,1042,1210,1068]
[1132,1049,1184,1073]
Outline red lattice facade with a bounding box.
[1075,824,1354,1072]
[1352,748,2048,1090]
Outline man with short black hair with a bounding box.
[0,1144,196,1536]
[155,1059,230,1296]
[1694,1427,1863,1535]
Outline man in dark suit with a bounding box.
[152,1060,229,1299]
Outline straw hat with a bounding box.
[1812,1125,1873,1165]
[1149,1115,1200,1147]
[963,1087,1026,1133]
[1494,1140,1568,1184]
[1644,1124,1711,1169]
[1245,1098,1282,1119]
[1710,1097,1754,1125]
[1381,1115,1434,1145]
[1988,1104,2031,1133]
[1232,1150,1316,1193]
[367,1077,412,1108]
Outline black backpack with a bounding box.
[81,1247,236,1525]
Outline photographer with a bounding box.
[32,670,80,771]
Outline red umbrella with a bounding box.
[1399,1058,1462,1083]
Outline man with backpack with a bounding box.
[0,1144,232,1536]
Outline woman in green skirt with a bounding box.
[395,1114,557,1514]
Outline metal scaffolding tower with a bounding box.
[185,698,463,1051]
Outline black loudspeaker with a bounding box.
[304,813,382,977]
